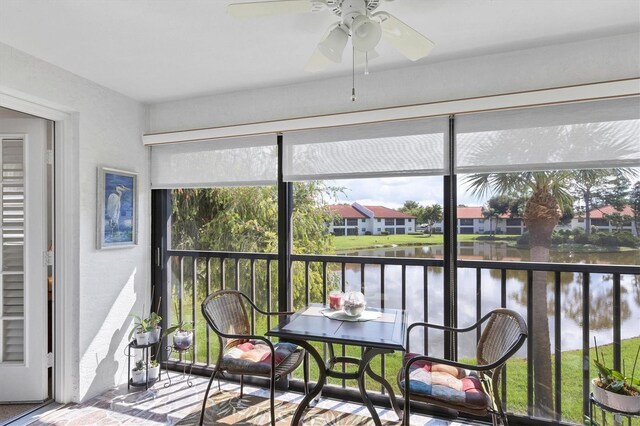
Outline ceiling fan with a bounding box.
[227,0,435,73]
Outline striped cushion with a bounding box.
[399,353,491,410]
[221,341,299,375]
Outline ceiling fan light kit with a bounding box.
[350,14,382,52]
[318,25,349,63]
[227,0,435,99]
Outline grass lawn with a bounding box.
[333,234,519,251]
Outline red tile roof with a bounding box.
[327,204,366,219]
[457,206,510,219]
[327,204,415,219]
[366,206,416,219]
[586,205,633,218]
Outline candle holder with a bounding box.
[329,290,344,310]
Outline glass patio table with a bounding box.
[267,303,407,426]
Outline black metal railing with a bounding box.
[163,249,640,425]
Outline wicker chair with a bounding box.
[398,308,527,426]
[199,290,307,426]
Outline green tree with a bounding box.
[631,182,640,237]
[400,200,425,223]
[171,186,278,252]
[466,171,573,417]
[603,212,632,232]
[422,204,443,236]
[571,170,636,236]
[482,195,512,235]
[171,182,339,308]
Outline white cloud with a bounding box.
[326,176,485,208]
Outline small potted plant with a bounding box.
[131,359,147,384]
[148,358,160,382]
[147,312,162,344]
[592,337,640,413]
[165,320,193,350]
[128,315,152,346]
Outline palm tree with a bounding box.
[465,171,573,417]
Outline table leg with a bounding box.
[358,347,396,426]
[365,356,403,421]
[287,340,326,426]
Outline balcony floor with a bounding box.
[24,375,482,425]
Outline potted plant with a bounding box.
[165,320,193,350]
[147,312,162,344]
[592,337,640,413]
[131,359,147,384]
[128,315,152,346]
[148,359,160,381]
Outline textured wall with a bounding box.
[0,41,148,403]
[148,32,640,134]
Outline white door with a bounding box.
[0,132,47,402]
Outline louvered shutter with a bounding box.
[0,137,25,363]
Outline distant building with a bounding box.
[570,205,636,234]
[327,203,416,236]
[430,205,637,236]
[432,206,525,235]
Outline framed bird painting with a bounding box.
[97,167,138,249]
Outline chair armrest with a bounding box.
[406,311,499,352]
[236,292,294,316]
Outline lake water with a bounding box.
[337,242,640,358]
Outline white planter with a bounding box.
[173,331,193,350]
[148,364,160,381]
[592,379,640,413]
[148,327,162,344]
[132,368,147,384]
[135,331,150,346]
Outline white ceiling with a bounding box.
[0,0,638,103]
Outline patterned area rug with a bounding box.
[176,391,398,425]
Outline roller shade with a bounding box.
[283,117,448,181]
[456,96,640,173]
[150,134,278,188]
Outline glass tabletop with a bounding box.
[266,303,407,351]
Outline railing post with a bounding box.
[443,115,457,360]
[277,133,293,313]
[582,272,590,420]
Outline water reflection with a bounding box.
[337,242,640,358]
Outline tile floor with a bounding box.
[22,375,480,426]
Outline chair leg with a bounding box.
[403,373,411,426]
[199,366,220,426]
[239,374,244,398]
[303,352,309,396]
[270,376,276,426]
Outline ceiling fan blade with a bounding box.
[375,12,435,61]
[304,46,331,73]
[227,0,313,19]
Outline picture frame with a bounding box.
[97,167,138,249]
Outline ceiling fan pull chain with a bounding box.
[364,51,369,75]
[352,46,356,102]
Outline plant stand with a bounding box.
[163,344,194,388]
[126,340,161,391]
[590,393,640,426]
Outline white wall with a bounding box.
[148,33,640,133]
[0,41,148,403]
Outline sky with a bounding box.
[326,170,640,210]
[326,176,487,209]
